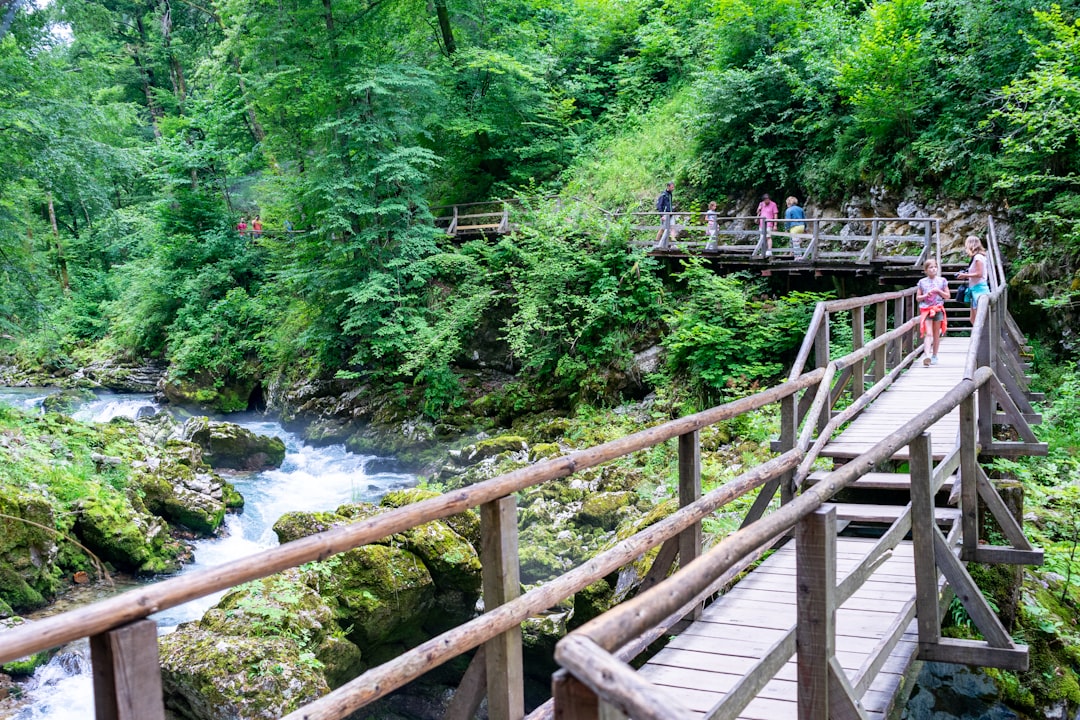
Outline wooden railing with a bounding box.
[431,198,941,267]
[550,220,1045,719]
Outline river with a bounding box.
[0,388,416,720]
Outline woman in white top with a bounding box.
[956,235,989,324]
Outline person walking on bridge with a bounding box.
[654,182,674,249]
[916,259,950,366]
[756,193,779,257]
[784,196,805,257]
[957,235,989,324]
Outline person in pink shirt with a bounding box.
[756,193,779,257]
[916,259,950,366]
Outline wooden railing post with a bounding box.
[90,619,166,720]
[874,302,887,383]
[851,306,865,401]
[780,394,797,503]
[977,302,993,448]
[481,496,525,720]
[815,315,830,433]
[678,431,702,619]
[552,669,599,720]
[909,432,941,648]
[796,505,836,720]
[892,295,905,365]
[810,219,821,263]
[960,395,980,560]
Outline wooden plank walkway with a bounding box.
[639,536,932,719]
[822,335,970,461]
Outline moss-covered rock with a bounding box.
[453,435,528,466]
[314,544,436,647]
[160,569,365,719]
[578,491,636,528]
[160,372,257,414]
[40,388,96,415]
[73,491,187,575]
[380,488,481,551]
[160,630,329,720]
[131,457,229,536]
[0,486,60,611]
[182,417,285,471]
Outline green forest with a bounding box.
[6,0,1080,716]
[2,0,1080,408]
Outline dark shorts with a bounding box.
[929,311,943,321]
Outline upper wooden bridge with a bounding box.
[0,218,1045,720]
[432,199,942,279]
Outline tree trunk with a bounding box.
[434,0,455,56]
[47,193,70,293]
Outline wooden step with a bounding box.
[832,503,960,525]
[807,471,954,492]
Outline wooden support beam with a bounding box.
[90,619,166,720]
[989,380,1040,443]
[481,496,525,720]
[796,505,836,720]
[552,669,598,720]
[909,433,941,648]
[740,476,781,529]
[815,317,830,433]
[851,306,865,401]
[638,536,679,594]
[828,656,870,720]
[918,638,1030,671]
[780,394,796,504]
[975,467,1036,551]
[678,430,703,620]
[874,302,887,383]
[960,396,979,558]
[984,442,1048,456]
[933,529,1014,648]
[445,648,487,720]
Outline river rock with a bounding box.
[40,388,96,414]
[159,371,258,413]
[181,417,285,471]
[130,450,234,536]
[160,568,365,720]
[0,486,60,611]
[73,491,188,575]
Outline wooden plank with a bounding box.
[918,638,1029,671]
[805,472,954,492]
[829,504,959,524]
[90,619,166,720]
[481,496,525,720]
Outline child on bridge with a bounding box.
[916,259,950,366]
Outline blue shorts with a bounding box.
[967,282,990,306]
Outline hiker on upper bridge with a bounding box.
[704,201,719,251]
[916,258,950,366]
[654,181,674,248]
[236,216,248,237]
[756,193,779,257]
[957,235,989,324]
[784,196,805,257]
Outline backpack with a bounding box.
[656,193,665,211]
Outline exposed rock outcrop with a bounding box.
[181,417,285,471]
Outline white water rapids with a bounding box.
[0,388,416,719]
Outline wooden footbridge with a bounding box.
[432,199,940,279]
[0,218,1045,720]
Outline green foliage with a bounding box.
[663,261,828,401]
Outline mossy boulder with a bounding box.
[453,435,528,466]
[380,488,481,550]
[345,416,441,473]
[40,388,96,415]
[182,417,285,471]
[160,570,364,720]
[160,630,329,720]
[0,486,60,611]
[73,490,187,575]
[160,372,257,414]
[131,456,230,536]
[578,491,636,528]
[315,544,436,647]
